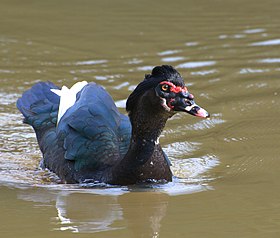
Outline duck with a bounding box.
[17,65,209,185]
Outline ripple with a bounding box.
[224,137,248,143]
[0,37,18,43]
[184,117,225,131]
[0,92,19,106]
[176,61,216,69]
[185,42,199,46]
[0,69,15,74]
[191,69,218,76]
[245,82,267,88]
[70,69,97,74]
[218,34,246,39]
[233,34,246,39]
[239,68,269,74]
[257,58,280,63]
[113,82,129,90]
[94,75,110,80]
[136,66,154,71]
[161,56,185,62]
[243,28,265,34]
[164,141,200,158]
[250,39,280,46]
[75,60,108,65]
[93,74,122,81]
[171,155,220,179]
[218,35,228,39]
[125,58,143,64]
[157,50,182,56]
[115,99,126,108]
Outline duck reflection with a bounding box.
[118,191,169,238]
[17,187,169,237]
[55,191,123,233]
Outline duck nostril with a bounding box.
[182,92,194,100]
[184,99,192,106]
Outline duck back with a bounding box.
[17,82,131,183]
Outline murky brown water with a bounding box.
[1,0,280,237]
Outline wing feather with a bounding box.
[57,82,131,171]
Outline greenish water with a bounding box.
[1,0,280,237]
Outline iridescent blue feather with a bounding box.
[17,82,132,174]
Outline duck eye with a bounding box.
[161,84,169,91]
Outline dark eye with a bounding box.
[161,84,169,92]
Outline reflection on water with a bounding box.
[54,192,123,233]
[176,61,216,69]
[250,39,280,46]
[1,0,280,236]
[161,56,185,63]
[257,58,280,63]
[15,185,169,235]
[74,60,108,66]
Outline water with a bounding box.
[1,0,280,237]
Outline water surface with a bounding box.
[1,0,280,237]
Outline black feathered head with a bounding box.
[126,65,183,111]
[126,65,209,118]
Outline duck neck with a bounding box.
[110,100,171,184]
[131,109,167,142]
[127,106,169,165]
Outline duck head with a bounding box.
[126,65,209,119]
[154,80,209,118]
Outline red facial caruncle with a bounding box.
[160,81,188,93]
[167,98,175,109]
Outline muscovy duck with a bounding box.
[17,65,209,185]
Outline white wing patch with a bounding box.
[51,81,88,124]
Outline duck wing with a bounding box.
[56,82,131,171]
[17,82,131,181]
[17,81,60,142]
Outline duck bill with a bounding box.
[168,91,210,118]
[184,103,210,118]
